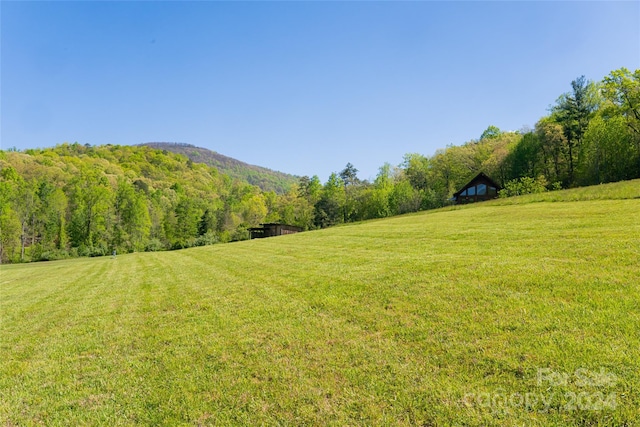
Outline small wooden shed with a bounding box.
[249,223,303,239]
[453,172,501,204]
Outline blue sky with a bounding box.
[2,1,638,181]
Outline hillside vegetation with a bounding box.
[140,142,298,194]
[1,181,639,425]
[0,143,292,262]
[2,68,638,264]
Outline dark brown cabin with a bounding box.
[453,172,501,204]
[249,223,302,239]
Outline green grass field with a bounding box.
[2,180,640,426]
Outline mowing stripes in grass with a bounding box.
[1,195,639,425]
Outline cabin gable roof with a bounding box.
[452,172,502,203]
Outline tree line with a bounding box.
[285,68,640,225]
[0,144,282,262]
[1,67,638,263]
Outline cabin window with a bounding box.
[477,184,487,195]
[460,189,467,196]
[488,186,497,196]
[467,186,476,196]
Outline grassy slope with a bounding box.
[1,180,639,426]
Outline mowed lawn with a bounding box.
[2,189,640,425]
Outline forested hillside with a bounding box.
[140,142,297,194]
[0,144,283,262]
[1,67,638,263]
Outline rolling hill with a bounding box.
[1,180,639,425]
[140,142,298,194]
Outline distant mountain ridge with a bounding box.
[140,142,298,194]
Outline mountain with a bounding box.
[140,142,298,194]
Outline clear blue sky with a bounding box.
[2,1,638,181]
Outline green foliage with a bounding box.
[601,67,640,172]
[113,178,151,252]
[389,179,421,214]
[0,166,21,263]
[535,117,569,184]
[499,176,548,197]
[0,144,276,262]
[339,162,359,186]
[314,173,345,228]
[67,169,114,249]
[401,153,430,191]
[141,142,298,194]
[505,132,541,179]
[297,175,322,203]
[0,207,21,263]
[579,114,637,184]
[551,75,599,185]
[602,68,640,129]
[314,195,343,228]
[480,125,502,140]
[197,208,217,237]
